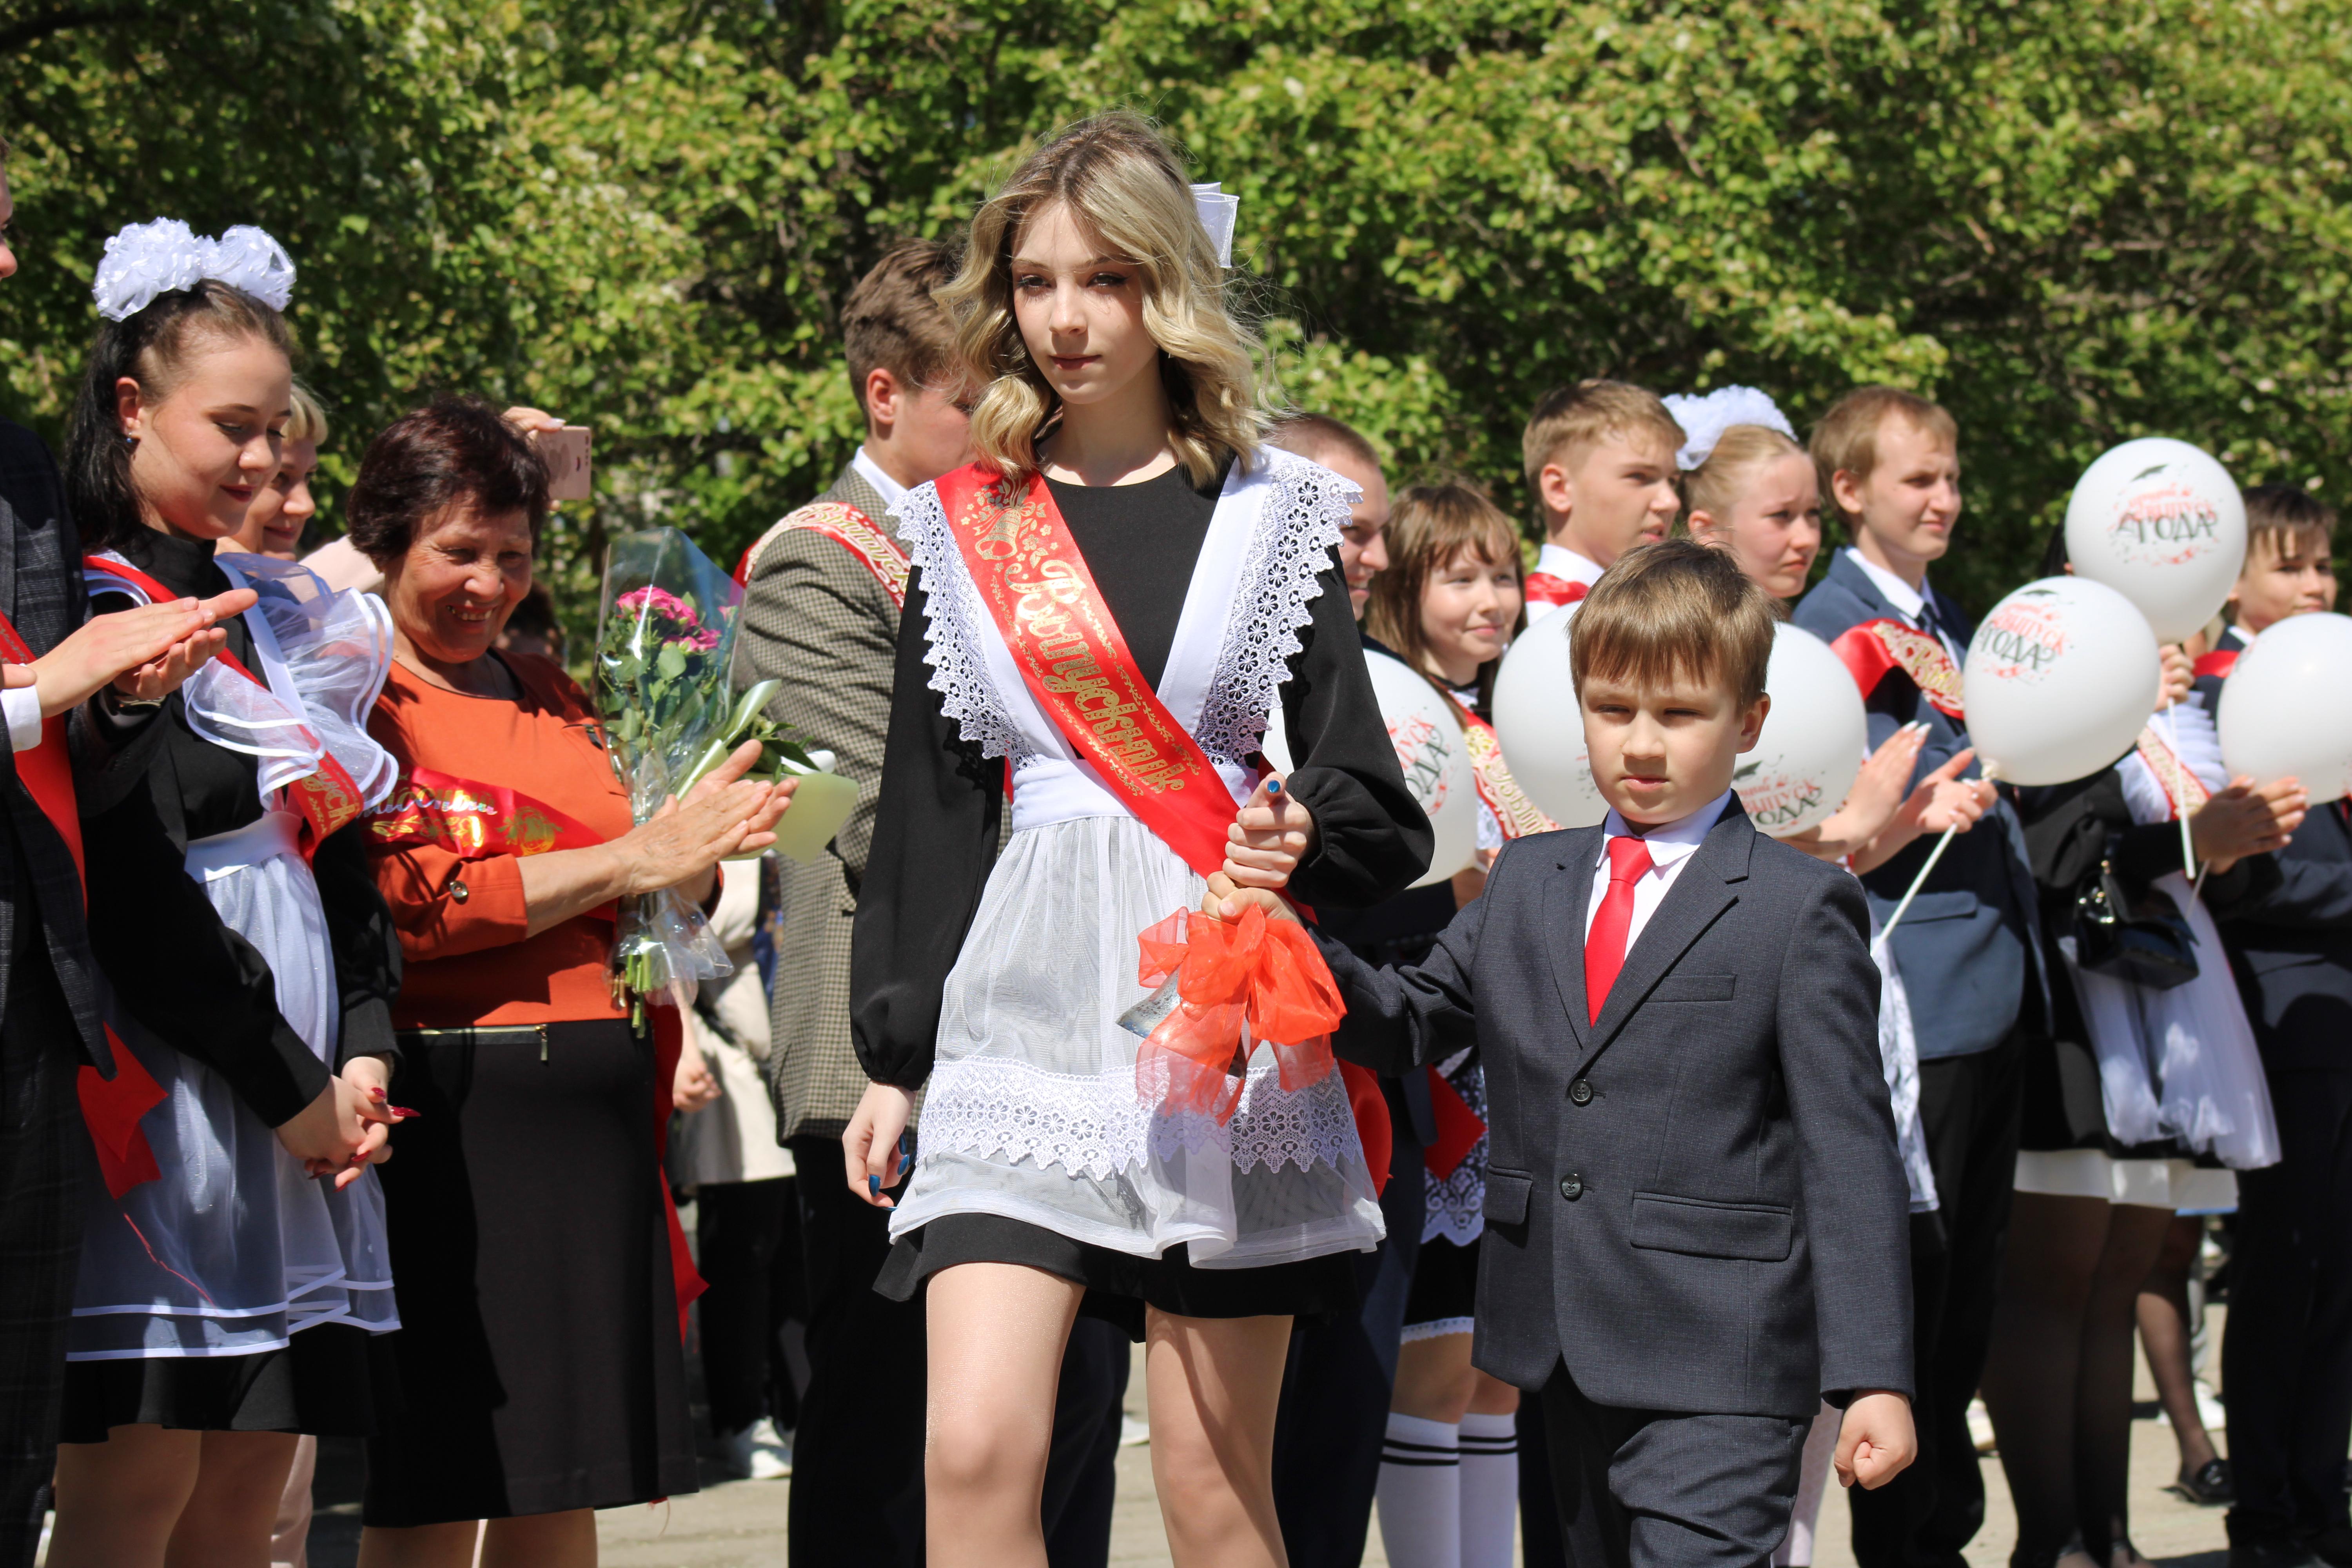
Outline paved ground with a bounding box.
[294,1310,2241,1567]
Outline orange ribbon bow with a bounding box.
[1134,905,1347,1124]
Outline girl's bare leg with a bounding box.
[482,1508,596,1567]
[358,1521,482,1568]
[1391,1333,1478,1425]
[925,1261,1085,1568]
[47,1425,203,1568]
[2138,1214,2222,1478]
[1145,1308,1294,1568]
[165,1430,300,1568]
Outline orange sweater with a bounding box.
[366,653,635,1028]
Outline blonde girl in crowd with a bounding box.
[1359,482,1537,1568]
[843,111,1428,1565]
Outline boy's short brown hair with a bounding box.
[1269,412,1381,474]
[2241,483,2336,566]
[1571,537,1775,707]
[1521,379,1684,492]
[843,238,962,417]
[1809,386,1959,531]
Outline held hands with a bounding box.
[1222,775,1316,892]
[24,590,260,715]
[843,1082,915,1208]
[276,1065,397,1192]
[2191,775,2308,874]
[1834,1391,1918,1491]
[1201,869,1300,924]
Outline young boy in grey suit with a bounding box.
[1215,539,1918,1568]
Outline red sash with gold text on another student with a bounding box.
[733,500,911,610]
[933,465,1385,1169]
[84,555,367,858]
[1829,617,1967,721]
[0,614,169,1197]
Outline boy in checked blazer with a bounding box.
[1216,540,1918,1568]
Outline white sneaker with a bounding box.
[1968,1397,1997,1454]
[1120,1416,1151,1448]
[717,1417,794,1480]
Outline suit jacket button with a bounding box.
[1569,1078,1593,1105]
[1559,1173,1583,1201]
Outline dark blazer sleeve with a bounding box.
[1776,869,1916,1402]
[82,783,330,1126]
[848,566,1003,1089]
[2223,808,2352,932]
[1280,563,1434,907]
[311,818,401,1069]
[733,525,898,885]
[1314,847,1496,1076]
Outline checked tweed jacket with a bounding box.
[735,462,918,1143]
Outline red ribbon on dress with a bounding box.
[83,555,366,859]
[0,611,169,1195]
[1523,573,1588,610]
[934,463,1387,1177]
[1132,905,1347,1124]
[1828,617,1967,720]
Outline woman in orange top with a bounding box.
[346,399,790,1568]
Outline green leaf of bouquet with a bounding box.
[657,642,688,679]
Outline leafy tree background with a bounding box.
[0,0,2344,645]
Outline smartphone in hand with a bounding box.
[541,426,592,501]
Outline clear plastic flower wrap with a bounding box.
[593,528,856,1012]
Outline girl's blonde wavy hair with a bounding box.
[1682,423,1804,532]
[941,111,1264,486]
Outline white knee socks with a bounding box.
[1456,1411,1520,1568]
[1377,1411,1462,1568]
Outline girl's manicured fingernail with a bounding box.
[868,1174,882,1197]
[366,1086,387,1100]
[390,1106,422,1120]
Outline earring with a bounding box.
[122,434,136,448]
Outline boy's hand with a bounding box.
[1202,870,1298,923]
[1834,1391,1916,1490]
[1223,775,1316,891]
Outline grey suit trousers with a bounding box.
[1542,1362,1809,1568]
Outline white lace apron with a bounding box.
[69,555,401,1357]
[889,451,1387,1267]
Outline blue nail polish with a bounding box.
[1265,778,1283,797]
[868,1174,881,1197]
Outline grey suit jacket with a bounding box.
[733,461,912,1142]
[1318,802,1915,1417]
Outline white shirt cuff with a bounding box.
[3,684,42,753]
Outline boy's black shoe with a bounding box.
[2168,1458,2235,1506]
[2302,1525,2352,1568]
[2229,1538,2327,1568]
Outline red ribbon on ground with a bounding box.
[1134,905,1347,1126]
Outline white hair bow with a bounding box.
[1191,183,1238,268]
[1661,385,1797,472]
[92,218,296,322]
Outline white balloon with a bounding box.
[1492,602,1608,829]
[1363,651,1479,887]
[1737,625,1869,838]
[1962,577,2160,786]
[2218,612,2352,802]
[2064,437,2247,643]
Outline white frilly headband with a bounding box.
[92,218,296,322]
[1190,183,1238,268]
[1661,385,1797,471]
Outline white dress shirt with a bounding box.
[3,684,38,753]
[850,445,911,518]
[1842,546,1963,666]
[1583,790,1734,949]
[1525,543,1604,625]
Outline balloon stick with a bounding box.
[1875,824,1959,950]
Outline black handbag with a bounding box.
[2073,858,2199,990]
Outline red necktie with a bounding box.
[1585,835,1655,1023]
[1524,572,1588,608]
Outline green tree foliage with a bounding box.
[1,0,2345,629]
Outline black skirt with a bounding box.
[59,1324,395,1442]
[362,1020,699,1526]
[875,1211,1359,1342]
[1401,1234,1480,1338]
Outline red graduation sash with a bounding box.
[1829,617,1966,721]
[0,613,169,1196]
[734,500,911,610]
[933,464,1370,1153]
[84,555,367,858]
[1523,572,1588,610]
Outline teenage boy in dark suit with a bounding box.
[1790,385,2042,1568]
[1215,539,1917,1568]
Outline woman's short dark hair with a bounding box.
[65,280,294,550]
[345,397,551,567]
